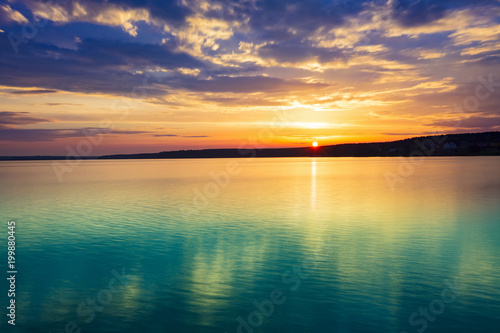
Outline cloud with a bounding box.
[153,134,210,138]
[258,42,345,64]
[0,111,152,142]
[0,32,328,96]
[0,37,203,96]
[173,75,328,93]
[0,111,51,126]
[385,5,499,40]
[173,14,236,57]
[0,4,29,24]
[10,89,58,95]
[102,0,191,25]
[20,0,191,36]
[1,0,500,134]
[0,127,148,142]
[201,95,283,107]
[429,116,500,130]
[392,0,495,27]
[242,0,366,41]
[392,0,448,27]
[45,103,84,106]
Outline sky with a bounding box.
[1,0,500,155]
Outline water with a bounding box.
[0,157,499,333]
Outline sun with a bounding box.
[312,141,319,147]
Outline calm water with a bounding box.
[1,157,499,333]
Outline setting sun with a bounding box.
[312,142,319,147]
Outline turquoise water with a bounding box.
[1,157,499,333]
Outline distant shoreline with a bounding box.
[2,131,500,161]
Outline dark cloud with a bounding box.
[472,55,500,66]
[243,0,366,41]
[173,75,328,93]
[0,37,203,96]
[0,0,499,100]
[428,116,500,130]
[207,0,497,46]
[409,78,500,117]
[19,0,191,27]
[75,39,201,68]
[0,111,51,125]
[393,0,495,27]
[10,89,58,94]
[0,127,148,142]
[392,0,448,27]
[258,43,345,64]
[0,34,325,95]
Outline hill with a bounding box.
[100,131,500,159]
[1,132,500,161]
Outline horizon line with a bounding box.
[1,131,499,159]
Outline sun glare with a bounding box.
[312,142,319,147]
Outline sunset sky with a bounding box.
[1,0,500,155]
